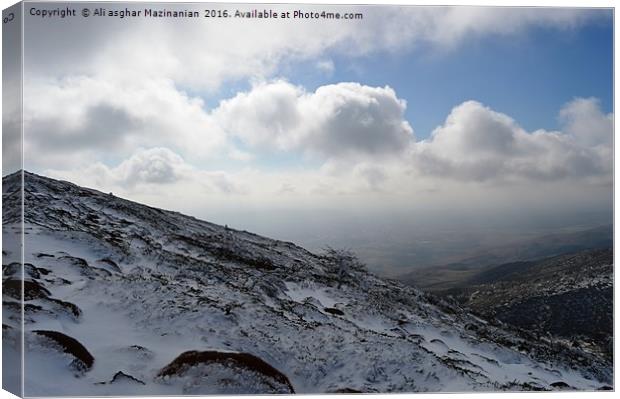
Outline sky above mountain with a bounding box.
[4,3,613,269]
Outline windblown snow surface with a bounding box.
[2,172,613,395]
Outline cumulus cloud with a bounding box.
[29,77,613,198]
[114,147,187,186]
[44,148,243,196]
[19,4,609,178]
[413,99,612,182]
[44,148,188,189]
[22,66,612,192]
[559,97,613,147]
[23,77,415,173]
[212,81,303,151]
[213,81,415,161]
[23,76,229,169]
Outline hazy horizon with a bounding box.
[8,168,613,277]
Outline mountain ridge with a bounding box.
[396,224,612,293]
[434,248,613,361]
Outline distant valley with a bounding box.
[399,248,613,362]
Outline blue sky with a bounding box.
[281,15,613,140]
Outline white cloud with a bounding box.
[23,76,229,169]
[24,6,605,92]
[114,147,188,187]
[213,80,415,162]
[44,148,243,195]
[20,5,608,179]
[413,99,612,182]
[45,148,187,189]
[31,75,613,202]
[24,77,415,172]
[212,81,303,151]
[315,59,335,75]
[24,66,612,192]
[412,7,599,50]
[559,97,613,147]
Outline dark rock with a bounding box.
[24,303,44,313]
[36,253,55,258]
[550,381,571,389]
[324,307,344,316]
[32,330,94,371]
[3,263,41,279]
[46,298,82,318]
[110,371,145,385]
[157,350,294,393]
[3,279,51,300]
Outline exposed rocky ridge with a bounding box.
[1,171,613,395]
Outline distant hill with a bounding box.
[397,225,612,292]
[436,249,613,361]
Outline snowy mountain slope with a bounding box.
[2,171,613,395]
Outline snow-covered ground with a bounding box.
[2,171,613,395]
